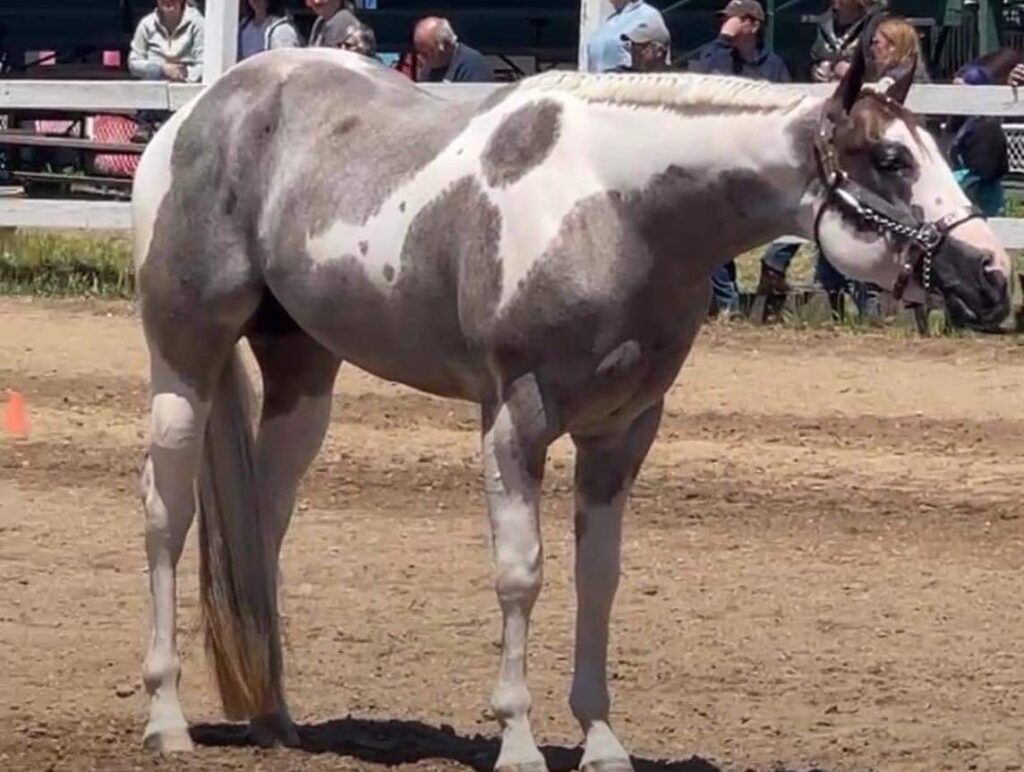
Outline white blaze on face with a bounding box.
[896,122,1011,280]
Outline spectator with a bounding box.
[129,0,204,83]
[340,23,378,59]
[618,19,672,72]
[810,0,887,83]
[413,17,493,83]
[970,47,1024,85]
[944,64,1009,217]
[307,0,360,48]
[583,0,668,74]
[868,16,930,87]
[238,0,301,60]
[129,0,204,143]
[687,0,789,318]
[688,0,789,82]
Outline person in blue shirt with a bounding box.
[686,0,790,318]
[584,0,669,74]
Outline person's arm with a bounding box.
[128,19,164,79]
[184,15,205,83]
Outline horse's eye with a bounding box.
[873,143,909,172]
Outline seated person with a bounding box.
[413,17,493,83]
[128,0,205,142]
[307,0,360,48]
[238,0,301,60]
[129,0,204,83]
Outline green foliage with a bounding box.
[0,229,134,298]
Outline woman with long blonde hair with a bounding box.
[869,16,930,86]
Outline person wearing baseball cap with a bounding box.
[617,18,671,72]
[689,0,788,82]
[583,0,669,73]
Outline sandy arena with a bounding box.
[1,297,1023,772]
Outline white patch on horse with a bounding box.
[132,98,198,270]
[303,95,538,289]
[489,99,807,307]
[891,121,1011,278]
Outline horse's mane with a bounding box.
[516,70,808,114]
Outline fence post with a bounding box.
[202,0,240,84]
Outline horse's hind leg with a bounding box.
[141,331,242,752]
[246,314,341,746]
[569,401,663,772]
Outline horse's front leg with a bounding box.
[569,400,664,772]
[481,377,555,772]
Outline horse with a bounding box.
[130,43,1010,772]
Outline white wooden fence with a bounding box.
[3,0,1024,245]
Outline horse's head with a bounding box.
[809,46,1011,329]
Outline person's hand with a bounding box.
[161,62,187,81]
[832,60,850,79]
[720,16,745,38]
[811,61,832,83]
[1010,63,1024,87]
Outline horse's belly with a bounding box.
[267,266,481,401]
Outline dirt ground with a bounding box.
[2,297,1024,772]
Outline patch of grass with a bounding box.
[0,228,134,298]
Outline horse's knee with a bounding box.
[494,546,543,604]
[151,392,201,451]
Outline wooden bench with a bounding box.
[0,130,143,155]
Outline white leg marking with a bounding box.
[483,402,548,772]
[141,382,209,753]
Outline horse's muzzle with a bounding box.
[933,240,1011,331]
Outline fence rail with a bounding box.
[3,80,1024,116]
[4,79,1024,246]
[4,197,1024,250]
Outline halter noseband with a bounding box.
[811,99,984,300]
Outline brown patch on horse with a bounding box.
[482,99,563,188]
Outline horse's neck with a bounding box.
[577,96,823,264]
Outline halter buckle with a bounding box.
[913,222,943,254]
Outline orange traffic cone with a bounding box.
[3,391,28,437]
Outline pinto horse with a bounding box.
[131,45,1009,772]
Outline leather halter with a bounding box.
[811,97,984,300]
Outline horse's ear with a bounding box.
[884,57,916,105]
[829,41,867,117]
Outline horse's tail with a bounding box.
[198,345,282,720]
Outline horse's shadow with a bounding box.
[191,717,722,771]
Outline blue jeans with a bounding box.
[763,243,878,317]
[711,261,739,313]
[762,241,800,273]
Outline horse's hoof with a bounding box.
[495,762,549,772]
[142,725,194,753]
[249,713,301,748]
[581,759,635,772]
